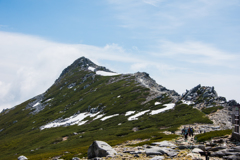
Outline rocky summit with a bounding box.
[0,57,238,160]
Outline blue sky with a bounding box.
[0,0,240,110]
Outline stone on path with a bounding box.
[145,146,163,156]
[192,148,203,153]
[146,146,177,157]
[87,141,117,159]
[150,156,165,160]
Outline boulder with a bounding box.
[210,149,228,157]
[150,156,165,160]
[192,148,203,153]
[232,146,240,152]
[223,155,240,160]
[18,155,28,160]
[160,147,178,157]
[194,145,205,151]
[145,146,163,156]
[87,141,117,159]
[72,157,80,160]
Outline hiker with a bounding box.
[184,127,188,140]
[182,128,185,136]
[188,127,191,137]
[190,127,194,136]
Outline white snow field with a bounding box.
[125,111,135,116]
[40,112,100,130]
[88,66,120,76]
[150,103,175,115]
[128,110,150,121]
[40,103,176,129]
[96,70,120,76]
[100,114,119,121]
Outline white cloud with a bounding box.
[152,40,239,67]
[107,0,240,32]
[0,31,239,111]
[0,31,147,111]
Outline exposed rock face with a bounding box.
[180,84,220,106]
[134,72,179,103]
[18,155,28,160]
[25,94,47,114]
[87,141,117,159]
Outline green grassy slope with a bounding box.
[0,64,212,160]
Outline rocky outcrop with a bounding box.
[87,141,117,159]
[25,93,47,115]
[134,72,179,103]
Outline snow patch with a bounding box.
[125,111,135,116]
[182,100,195,105]
[88,66,95,72]
[40,112,100,130]
[33,102,41,108]
[96,71,120,76]
[117,95,121,98]
[155,102,161,105]
[101,114,119,121]
[150,103,175,115]
[128,110,150,121]
[93,114,104,120]
[45,98,53,102]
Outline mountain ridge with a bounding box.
[0,56,238,160]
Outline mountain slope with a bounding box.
[0,57,231,160]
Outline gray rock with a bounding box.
[87,141,117,159]
[91,157,102,160]
[228,100,238,106]
[151,140,176,148]
[72,157,80,160]
[232,146,240,152]
[210,149,235,157]
[212,139,223,143]
[150,156,165,160]
[90,107,99,113]
[146,146,163,156]
[208,146,226,152]
[134,154,140,158]
[160,147,177,157]
[223,155,240,160]
[192,148,203,153]
[18,155,28,160]
[178,145,205,151]
[178,145,188,149]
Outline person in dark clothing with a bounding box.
[188,127,191,137]
[190,127,194,136]
[182,128,185,136]
[184,128,188,141]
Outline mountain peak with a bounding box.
[56,57,116,83]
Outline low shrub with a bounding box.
[202,106,224,114]
[195,129,232,142]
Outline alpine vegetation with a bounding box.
[0,57,237,160]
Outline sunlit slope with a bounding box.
[0,57,212,160]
